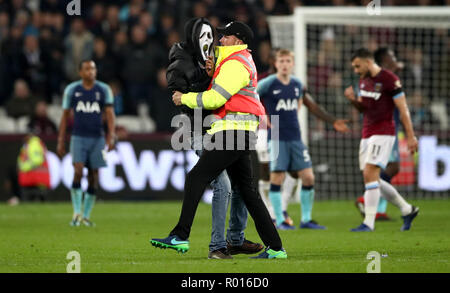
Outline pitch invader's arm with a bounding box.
[104,105,116,151]
[393,94,418,154]
[303,92,350,133]
[57,109,71,158]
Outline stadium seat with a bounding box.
[430,100,449,130]
[47,104,63,126]
[140,116,156,132]
[136,103,156,132]
[16,116,30,133]
[0,107,7,118]
[116,116,145,132]
[0,116,17,133]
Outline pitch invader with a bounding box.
[345,48,419,232]
[57,60,115,227]
[257,49,349,230]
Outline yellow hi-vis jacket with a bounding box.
[181,45,260,134]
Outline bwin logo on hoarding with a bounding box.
[67,0,81,16]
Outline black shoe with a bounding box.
[208,248,232,259]
[227,239,264,255]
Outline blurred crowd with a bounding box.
[0,0,449,134]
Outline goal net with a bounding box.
[268,7,450,200]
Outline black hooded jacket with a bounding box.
[166,18,215,134]
[166,43,211,94]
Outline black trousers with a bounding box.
[170,131,283,251]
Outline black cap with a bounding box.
[217,21,253,44]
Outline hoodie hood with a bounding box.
[183,17,215,66]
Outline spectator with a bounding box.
[39,0,66,13]
[86,2,105,36]
[257,0,289,15]
[255,40,272,78]
[102,5,123,45]
[285,0,303,14]
[23,11,42,37]
[39,26,64,100]
[150,68,178,132]
[19,34,50,100]
[162,29,181,62]
[13,9,29,32]
[2,25,23,59]
[119,0,147,26]
[109,79,124,116]
[17,134,50,202]
[63,18,94,81]
[139,11,157,38]
[191,1,209,18]
[6,79,38,118]
[252,10,271,44]
[0,11,9,44]
[156,11,176,41]
[27,100,57,135]
[120,24,165,114]
[111,29,128,56]
[93,37,117,83]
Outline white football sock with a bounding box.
[281,174,297,212]
[259,180,274,219]
[379,179,412,216]
[363,181,381,230]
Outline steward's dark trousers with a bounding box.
[170,131,283,251]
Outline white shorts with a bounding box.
[255,129,269,163]
[359,135,396,170]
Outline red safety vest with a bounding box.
[18,139,50,189]
[209,49,266,119]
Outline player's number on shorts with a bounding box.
[303,150,311,162]
[371,145,382,156]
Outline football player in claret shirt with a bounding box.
[355,47,405,221]
[57,60,115,227]
[345,48,419,232]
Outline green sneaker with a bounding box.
[250,247,287,259]
[150,235,189,253]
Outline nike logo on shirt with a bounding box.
[273,89,281,95]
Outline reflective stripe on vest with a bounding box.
[207,116,260,135]
[210,50,259,104]
[210,50,263,116]
[211,83,233,100]
[233,53,257,88]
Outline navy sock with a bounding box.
[380,172,392,184]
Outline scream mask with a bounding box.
[184,18,215,66]
[198,23,213,62]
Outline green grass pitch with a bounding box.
[0,199,449,273]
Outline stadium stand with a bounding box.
[1,0,446,134]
